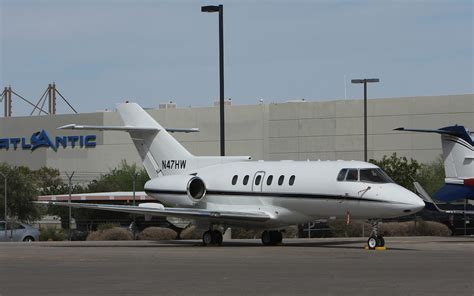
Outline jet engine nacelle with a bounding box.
[144,175,207,206]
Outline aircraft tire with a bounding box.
[261,231,274,246]
[262,231,282,246]
[213,230,223,245]
[377,236,385,247]
[367,236,377,249]
[202,231,213,246]
[272,231,283,244]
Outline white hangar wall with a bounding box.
[0,94,472,181]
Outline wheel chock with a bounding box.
[364,246,387,250]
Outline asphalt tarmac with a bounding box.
[0,236,472,296]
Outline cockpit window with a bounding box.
[360,169,393,183]
[337,169,348,181]
[346,169,359,181]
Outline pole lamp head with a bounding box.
[201,5,221,13]
[351,78,380,84]
[365,78,380,83]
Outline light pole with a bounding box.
[0,171,7,241]
[131,172,138,240]
[351,78,380,162]
[201,4,225,156]
[65,172,75,241]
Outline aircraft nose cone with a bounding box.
[409,193,425,213]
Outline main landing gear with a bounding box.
[202,230,223,246]
[201,229,283,246]
[261,230,283,246]
[367,220,385,249]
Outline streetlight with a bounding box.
[0,171,6,241]
[351,78,380,162]
[65,172,75,241]
[201,4,226,156]
[131,172,138,240]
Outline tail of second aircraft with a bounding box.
[59,102,251,179]
[395,126,474,201]
[438,126,473,181]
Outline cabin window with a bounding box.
[278,175,284,185]
[360,168,393,183]
[243,175,249,185]
[232,175,238,185]
[289,175,295,186]
[337,169,348,181]
[267,175,273,186]
[255,175,262,186]
[346,169,358,181]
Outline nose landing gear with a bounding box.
[367,220,385,250]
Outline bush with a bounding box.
[326,220,451,237]
[379,221,451,236]
[415,221,451,236]
[231,227,261,239]
[97,223,120,231]
[231,226,298,239]
[328,220,369,237]
[70,230,88,241]
[282,226,298,238]
[86,227,132,241]
[40,227,66,241]
[179,225,201,239]
[180,226,281,240]
[138,227,177,241]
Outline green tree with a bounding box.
[86,160,148,192]
[0,163,87,223]
[416,156,445,196]
[369,153,421,190]
[35,167,68,195]
[0,163,40,221]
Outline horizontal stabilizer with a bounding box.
[394,127,455,135]
[58,124,199,133]
[394,126,473,145]
[36,201,271,223]
[414,182,474,214]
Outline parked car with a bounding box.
[0,221,40,242]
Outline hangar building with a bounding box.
[0,94,472,182]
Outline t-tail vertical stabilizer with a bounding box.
[59,102,252,179]
[395,126,474,201]
[116,102,193,178]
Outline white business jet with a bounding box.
[41,102,425,248]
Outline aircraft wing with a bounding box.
[36,201,271,223]
[413,182,474,215]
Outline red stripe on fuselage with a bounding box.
[464,179,474,186]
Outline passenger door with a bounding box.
[252,171,266,192]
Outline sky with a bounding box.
[0,0,472,115]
